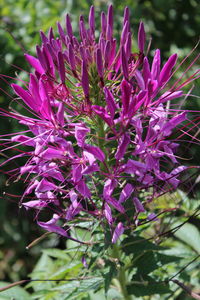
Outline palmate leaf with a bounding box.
[104,261,117,295]
[63,277,104,300]
[42,248,71,260]
[122,236,164,255]
[173,222,200,254]
[0,282,30,300]
[127,275,171,297]
[31,289,59,300]
[133,251,182,275]
[49,262,82,280]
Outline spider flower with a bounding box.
[0,5,199,243]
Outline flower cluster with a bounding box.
[1,5,198,243]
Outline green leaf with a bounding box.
[49,262,82,280]
[127,276,171,297]
[133,251,158,275]
[122,236,164,255]
[42,248,70,260]
[155,253,182,266]
[0,282,30,300]
[134,251,182,274]
[32,252,54,273]
[63,277,104,300]
[173,222,200,254]
[104,261,117,294]
[30,289,59,299]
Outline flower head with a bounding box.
[1,5,199,243]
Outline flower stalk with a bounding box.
[112,243,132,300]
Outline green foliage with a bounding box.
[18,201,198,299]
[0,281,30,300]
[127,277,171,297]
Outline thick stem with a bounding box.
[112,244,132,300]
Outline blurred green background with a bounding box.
[0,0,199,298]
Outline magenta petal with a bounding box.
[106,196,125,213]
[143,57,151,86]
[38,79,52,119]
[56,102,64,126]
[104,87,117,119]
[103,178,117,199]
[45,168,64,182]
[133,197,145,213]
[23,200,47,209]
[121,79,131,116]
[12,84,39,112]
[75,126,89,147]
[72,165,82,183]
[35,179,57,192]
[96,48,104,78]
[123,7,130,26]
[68,43,76,71]
[66,191,82,220]
[107,4,113,35]
[57,22,66,44]
[69,190,78,202]
[151,49,161,80]
[163,112,186,136]
[104,203,113,224]
[112,222,124,243]
[36,45,48,72]
[147,213,158,221]
[115,133,130,160]
[125,159,147,174]
[101,11,107,35]
[138,21,145,53]
[82,256,88,268]
[159,53,177,86]
[158,90,183,104]
[106,197,125,214]
[66,14,73,38]
[24,53,45,75]
[24,180,39,195]
[38,221,68,237]
[40,147,64,160]
[83,151,96,165]
[125,32,132,59]
[82,163,100,175]
[76,180,91,198]
[57,51,66,83]
[29,74,41,106]
[119,183,134,203]
[121,46,129,79]
[40,30,48,43]
[11,134,35,146]
[89,5,95,35]
[83,144,105,162]
[92,105,113,126]
[121,21,129,45]
[170,165,187,177]
[135,70,145,90]
[81,60,89,97]
[104,41,111,67]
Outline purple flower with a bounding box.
[0,5,199,244]
[112,222,124,243]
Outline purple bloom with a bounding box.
[112,222,124,243]
[138,22,145,53]
[133,197,145,213]
[0,5,199,244]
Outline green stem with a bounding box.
[112,244,132,300]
